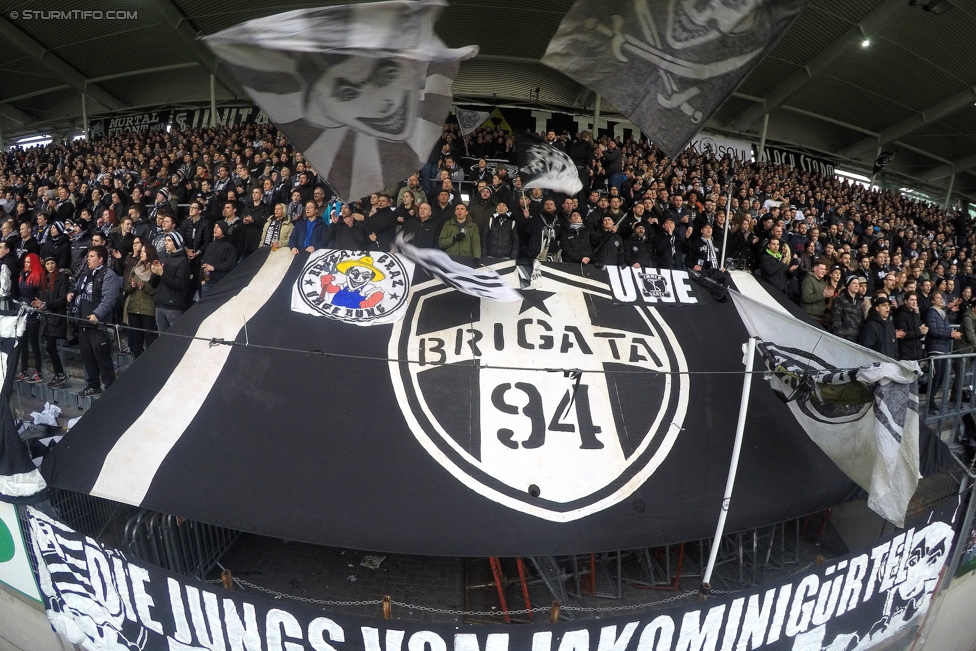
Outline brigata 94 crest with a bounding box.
[390,261,689,521]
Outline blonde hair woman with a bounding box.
[261,203,294,251]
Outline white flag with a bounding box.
[455,108,491,136]
[395,234,522,303]
[729,284,921,526]
[205,0,477,201]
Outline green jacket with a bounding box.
[439,218,481,259]
[467,197,496,235]
[957,308,976,354]
[801,273,827,318]
[397,185,427,207]
[123,266,156,317]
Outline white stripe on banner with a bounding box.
[729,270,790,315]
[90,253,295,505]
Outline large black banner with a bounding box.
[171,105,270,131]
[759,146,835,177]
[40,252,952,556]
[27,504,957,651]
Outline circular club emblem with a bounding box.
[389,263,689,521]
[295,250,412,326]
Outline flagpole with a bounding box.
[701,336,757,595]
[719,193,732,270]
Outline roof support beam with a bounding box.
[730,92,956,165]
[838,85,976,158]
[0,64,203,108]
[730,0,909,132]
[0,85,69,105]
[0,102,33,125]
[145,0,242,98]
[0,16,122,110]
[920,152,976,182]
[88,62,200,84]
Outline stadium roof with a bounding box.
[1,0,975,200]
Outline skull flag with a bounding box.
[542,0,808,157]
[204,0,477,201]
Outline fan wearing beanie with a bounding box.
[150,231,190,333]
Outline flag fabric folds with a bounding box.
[0,310,47,504]
[730,288,921,526]
[542,0,808,157]
[455,108,491,136]
[394,233,522,302]
[204,0,477,202]
[515,133,583,196]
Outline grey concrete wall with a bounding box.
[914,570,976,651]
[0,586,76,651]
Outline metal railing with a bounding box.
[921,351,976,465]
[122,509,240,581]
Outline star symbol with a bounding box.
[305,278,316,286]
[518,290,555,316]
[389,292,400,300]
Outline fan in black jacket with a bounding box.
[150,232,191,324]
[558,213,593,264]
[199,221,238,297]
[482,208,520,260]
[654,218,683,269]
[326,211,370,250]
[893,293,927,361]
[858,297,899,359]
[760,240,790,294]
[40,221,72,271]
[401,204,440,250]
[364,198,399,252]
[590,216,623,267]
[239,188,271,258]
[623,225,654,267]
[685,224,720,272]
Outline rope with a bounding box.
[28,303,777,377]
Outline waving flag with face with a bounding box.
[205,0,477,201]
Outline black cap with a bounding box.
[871,295,890,307]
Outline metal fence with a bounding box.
[17,489,239,584]
[122,509,240,581]
[922,352,976,446]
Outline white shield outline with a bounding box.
[389,262,689,521]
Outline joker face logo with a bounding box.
[293,250,414,326]
[307,57,422,141]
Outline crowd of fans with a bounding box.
[0,115,972,397]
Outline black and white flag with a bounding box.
[204,0,477,202]
[0,310,46,503]
[542,0,808,157]
[730,286,920,526]
[515,132,583,196]
[455,107,491,136]
[874,150,897,175]
[395,233,522,302]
